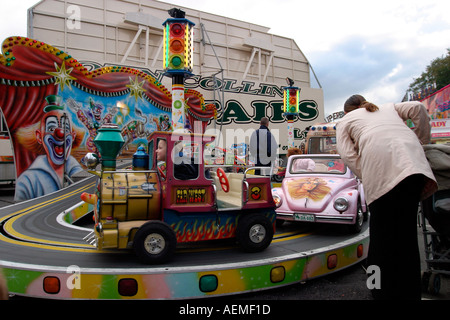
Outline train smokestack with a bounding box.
[94,124,125,171]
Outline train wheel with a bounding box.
[237,213,274,253]
[133,221,177,264]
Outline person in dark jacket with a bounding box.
[250,117,278,175]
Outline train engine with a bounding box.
[81,124,276,264]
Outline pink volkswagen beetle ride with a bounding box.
[271,154,367,233]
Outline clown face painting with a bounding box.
[36,109,75,167]
[14,95,84,201]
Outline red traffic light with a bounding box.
[170,23,185,37]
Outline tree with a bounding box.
[406,48,450,100]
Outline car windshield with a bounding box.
[290,157,346,174]
[307,136,337,154]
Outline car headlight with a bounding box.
[334,197,349,212]
[272,194,282,208]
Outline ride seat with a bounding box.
[211,171,244,209]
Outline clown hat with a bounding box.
[43,95,65,113]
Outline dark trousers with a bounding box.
[367,174,424,300]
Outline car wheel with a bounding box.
[272,174,283,182]
[363,201,369,221]
[237,213,274,252]
[133,221,177,264]
[348,201,364,233]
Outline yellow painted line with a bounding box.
[5,211,94,249]
[0,182,102,252]
[274,230,307,239]
[0,180,312,253]
[272,232,312,243]
[274,231,295,238]
[0,182,96,222]
[0,232,97,253]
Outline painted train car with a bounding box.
[81,124,276,264]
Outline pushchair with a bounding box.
[421,144,450,295]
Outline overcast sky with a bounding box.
[1,0,449,117]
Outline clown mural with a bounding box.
[0,36,215,201]
[14,95,84,200]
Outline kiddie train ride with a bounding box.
[79,8,278,265]
[81,125,276,264]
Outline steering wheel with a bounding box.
[216,168,230,193]
[158,167,166,180]
[157,162,166,180]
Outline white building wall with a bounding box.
[29,0,313,86]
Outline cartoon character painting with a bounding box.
[66,97,117,153]
[286,177,331,202]
[0,36,215,201]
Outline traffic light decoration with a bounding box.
[163,18,195,75]
[283,80,300,148]
[283,86,300,114]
